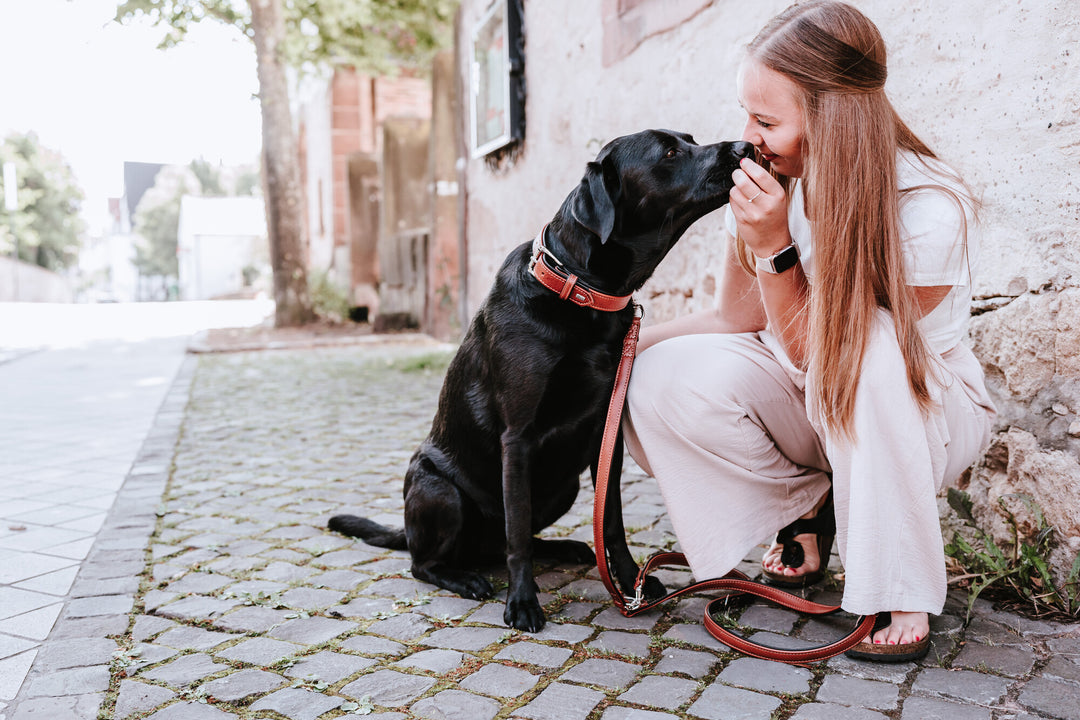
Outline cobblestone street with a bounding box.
[9,341,1080,720]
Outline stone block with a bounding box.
[618,674,698,710]
[392,648,464,675]
[365,612,433,641]
[910,668,1009,705]
[144,701,240,718]
[201,669,286,703]
[1018,677,1080,720]
[340,669,436,707]
[139,654,229,687]
[790,703,888,719]
[113,680,176,720]
[285,651,376,683]
[687,684,781,720]
[900,696,992,720]
[588,630,652,659]
[816,675,899,711]
[154,626,235,652]
[718,657,812,695]
[494,641,573,668]
[561,658,642,690]
[424,626,508,652]
[514,682,605,720]
[25,665,110,697]
[267,615,357,644]
[215,637,302,666]
[411,689,502,720]
[459,663,539,697]
[653,647,718,678]
[338,635,407,657]
[953,641,1036,677]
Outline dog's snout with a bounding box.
[730,141,756,162]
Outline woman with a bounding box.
[623,0,995,661]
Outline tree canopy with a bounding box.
[115,0,455,73]
[0,132,85,272]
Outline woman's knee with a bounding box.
[627,333,804,440]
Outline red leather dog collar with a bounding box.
[529,228,632,312]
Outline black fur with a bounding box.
[330,130,754,631]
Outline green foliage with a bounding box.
[114,0,456,72]
[280,0,456,73]
[0,132,85,271]
[307,269,350,321]
[131,165,197,279]
[945,488,1080,619]
[189,158,227,196]
[389,351,453,374]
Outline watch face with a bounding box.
[773,245,800,273]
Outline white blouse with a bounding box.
[724,152,978,354]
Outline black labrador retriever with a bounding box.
[330,130,754,631]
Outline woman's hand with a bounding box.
[730,157,810,369]
[729,157,792,258]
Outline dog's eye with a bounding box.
[664,148,677,159]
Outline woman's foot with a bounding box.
[845,611,931,663]
[760,489,834,587]
[761,536,821,579]
[868,611,928,646]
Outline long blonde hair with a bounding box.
[741,0,969,438]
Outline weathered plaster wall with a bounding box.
[455,1,1080,576]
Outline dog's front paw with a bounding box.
[504,596,546,633]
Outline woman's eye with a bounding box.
[757,120,773,129]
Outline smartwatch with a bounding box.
[755,243,800,275]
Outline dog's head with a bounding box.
[563,129,754,292]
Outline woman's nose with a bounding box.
[741,118,760,146]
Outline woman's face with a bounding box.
[737,58,806,178]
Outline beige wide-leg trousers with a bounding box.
[623,312,995,616]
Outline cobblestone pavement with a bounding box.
[8,342,1080,720]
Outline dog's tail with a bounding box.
[327,515,408,550]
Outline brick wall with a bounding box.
[329,70,431,250]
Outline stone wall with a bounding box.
[454,0,1080,579]
[0,256,73,302]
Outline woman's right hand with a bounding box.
[729,157,792,259]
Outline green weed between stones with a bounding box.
[945,489,1080,619]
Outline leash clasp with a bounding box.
[624,583,645,612]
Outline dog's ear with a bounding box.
[571,157,620,244]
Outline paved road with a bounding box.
[2,307,1079,719]
[0,300,270,717]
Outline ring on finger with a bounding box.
[748,190,763,203]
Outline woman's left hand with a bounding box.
[729,157,791,258]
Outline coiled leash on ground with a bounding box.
[591,307,877,666]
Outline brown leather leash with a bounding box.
[591,308,877,665]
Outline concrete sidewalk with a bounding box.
[0,335,191,715]
[5,341,1080,720]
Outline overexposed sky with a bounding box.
[0,0,262,232]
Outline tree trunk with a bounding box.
[249,0,314,327]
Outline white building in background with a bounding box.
[77,230,138,302]
[176,195,269,301]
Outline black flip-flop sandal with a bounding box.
[761,489,836,589]
[844,612,931,663]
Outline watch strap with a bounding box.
[755,243,800,274]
